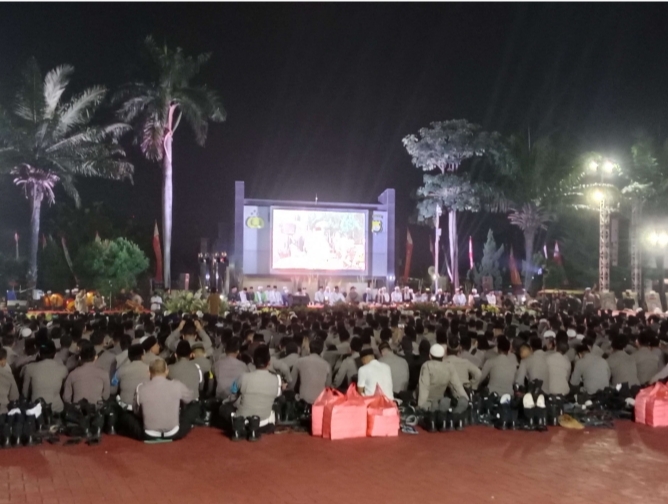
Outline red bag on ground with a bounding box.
[644,384,668,427]
[345,383,377,406]
[311,388,343,436]
[322,391,367,440]
[635,383,664,425]
[366,393,400,437]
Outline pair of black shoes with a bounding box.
[422,411,464,433]
[230,416,261,442]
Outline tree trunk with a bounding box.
[162,135,173,289]
[448,209,459,289]
[523,230,535,292]
[28,193,43,287]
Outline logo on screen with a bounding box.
[246,216,265,229]
[371,219,382,233]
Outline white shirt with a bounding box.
[357,359,393,399]
[239,291,248,303]
[314,291,326,304]
[330,292,343,303]
[486,294,496,306]
[453,293,467,306]
[150,295,163,312]
[390,291,403,303]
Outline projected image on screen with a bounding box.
[272,209,366,271]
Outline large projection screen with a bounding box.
[271,208,367,274]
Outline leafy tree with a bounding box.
[469,229,504,290]
[115,37,226,288]
[403,120,512,288]
[0,58,132,286]
[38,236,72,291]
[74,237,148,295]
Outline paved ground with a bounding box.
[1,420,667,504]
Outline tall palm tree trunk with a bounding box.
[448,209,459,289]
[28,192,43,287]
[523,230,535,291]
[162,135,173,288]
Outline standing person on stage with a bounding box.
[486,290,497,307]
[314,286,326,304]
[391,287,403,304]
[150,291,163,314]
[74,289,87,314]
[207,288,221,316]
[453,288,467,307]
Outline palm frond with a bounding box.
[43,64,74,119]
[54,86,106,138]
[14,58,45,124]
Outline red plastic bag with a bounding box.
[311,388,343,436]
[635,383,665,425]
[366,392,400,437]
[322,392,367,440]
[345,383,377,406]
[645,384,668,427]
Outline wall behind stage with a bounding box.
[241,205,388,277]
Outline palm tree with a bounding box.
[0,58,132,286]
[115,37,226,288]
[502,134,576,290]
[508,203,553,290]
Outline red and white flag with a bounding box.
[153,222,163,282]
[543,244,548,259]
[468,236,474,269]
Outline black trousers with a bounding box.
[118,402,200,441]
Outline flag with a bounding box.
[468,236,474,270]
[554,241,562,265]
[61,237,78,283]
[153,221,163,282]
[509,246,522,286]
[14,232,18,243]
[403,229,413,281]
[543,244,548,259]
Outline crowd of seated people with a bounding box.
[1,304,666,445]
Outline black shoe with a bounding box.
[105,409,118,435]
[435,411,448,432]
[454,411,466,431]
[247,416,261,442]
[231,416,246,441]
[495,404,514,430]
[422,411,437,433]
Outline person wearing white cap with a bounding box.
[416,344,467,411]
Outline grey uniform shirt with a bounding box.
[607,350,640,386]
[169,359,203,396]
[192,356,212,375]
[417,360,467,409]
[290,354,332,404]
[570,353,610,394]
[480,354,517,396]
[280,353,299,371]
[236,369,281,420]
[380,352,410,393]
[117,360,150,406]
[214,355,249,399]
[333,353,360,389]
[633,347,661,385]
[269,356,292,386]
[134,376,195,433]
[515,350,550,391]
[444,354,482,390]
[546,352,572,395]
[0,365,19,414]
[63,362,111,404]
[97,346,121,378]
[460,350,483,369]
[22,359,68,412]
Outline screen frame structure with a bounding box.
[269,206,369,276]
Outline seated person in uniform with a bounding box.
[123,358,198,441]
[220,345,283,441]
[63,343,111,405]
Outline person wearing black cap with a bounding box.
[220,345,282,441]
[357,347,393,399]
[141,336,161,366]
[169,341,203,397]
[116,344,150,409]
[21,341,68,413]
[444,337,482,390]
[63,344,111,404]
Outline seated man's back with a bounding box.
[22,342,68,412]
[116,344,150,406]
[63,345,110,404]
[290,340,331,404]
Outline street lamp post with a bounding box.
[587,159,618,293]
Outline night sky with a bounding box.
[1,3,668,277]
